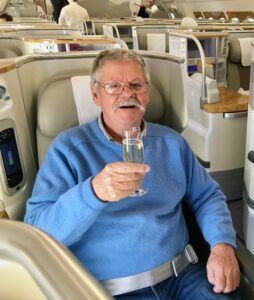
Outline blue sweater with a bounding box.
[24,120,236,281]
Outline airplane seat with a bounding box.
[83,20,96,35]
[0,48,19,58]
[37,73,80,166]
[136,32,148,50]
[132,27,169,52]
[227,37,253,92]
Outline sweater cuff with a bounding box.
[81,177,109,210]
[210,238,237,250]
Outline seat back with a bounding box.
[83,20,96,35]
[0,38,25,58]
[132,26,171,51]
[227,37,254,91]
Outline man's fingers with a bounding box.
[106,162,150,174]
[223,275,233,294]
[105,176,142,191]
[223,268,240,293]
[212,271,226,293]
[207,266,215,286]
[105,170,146,182]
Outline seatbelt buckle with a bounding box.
[184,244,199,264]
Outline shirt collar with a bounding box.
[97,113,147,144]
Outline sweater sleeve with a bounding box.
[183,139,236,249]
[24,135,108,247]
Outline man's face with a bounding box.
[91,60,149,135]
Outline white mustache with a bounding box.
[113,98,145,112]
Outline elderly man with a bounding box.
[24,49,240,299]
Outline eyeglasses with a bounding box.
[96,81,149,95]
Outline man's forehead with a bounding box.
[100,60,144,72]
[101,59,141,67]
[99,62,145,80]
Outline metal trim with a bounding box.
[223,112,248,119]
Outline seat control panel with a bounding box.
[0,127,23,189]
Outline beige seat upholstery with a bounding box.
[133,27,170,52]
[227,38,252,91]
[0,39,25,58]
[0,49,19,58]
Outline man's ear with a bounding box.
[91,85,101,106]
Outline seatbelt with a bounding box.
[101,244,198,296]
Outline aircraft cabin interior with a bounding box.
[0,0,254,299]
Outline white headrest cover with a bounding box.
[181,17,198,27]
[147,34,166,52]
[71,75,101,125]
[238,37,254,66]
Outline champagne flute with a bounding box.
[122,127,148,197]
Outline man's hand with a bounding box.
[92,162,150,202]
[206,243,240,293]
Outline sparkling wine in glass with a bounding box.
[122,127,148,197]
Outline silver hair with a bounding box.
[90,49,150,87]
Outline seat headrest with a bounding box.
[229,38,254,66]
[37,76,79,138]
[147,34,166,52]
[71,76,101,125]
[181,17,198,27]
[0,49,19,58]
[145,84,164,122]
[228,39,242,63]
